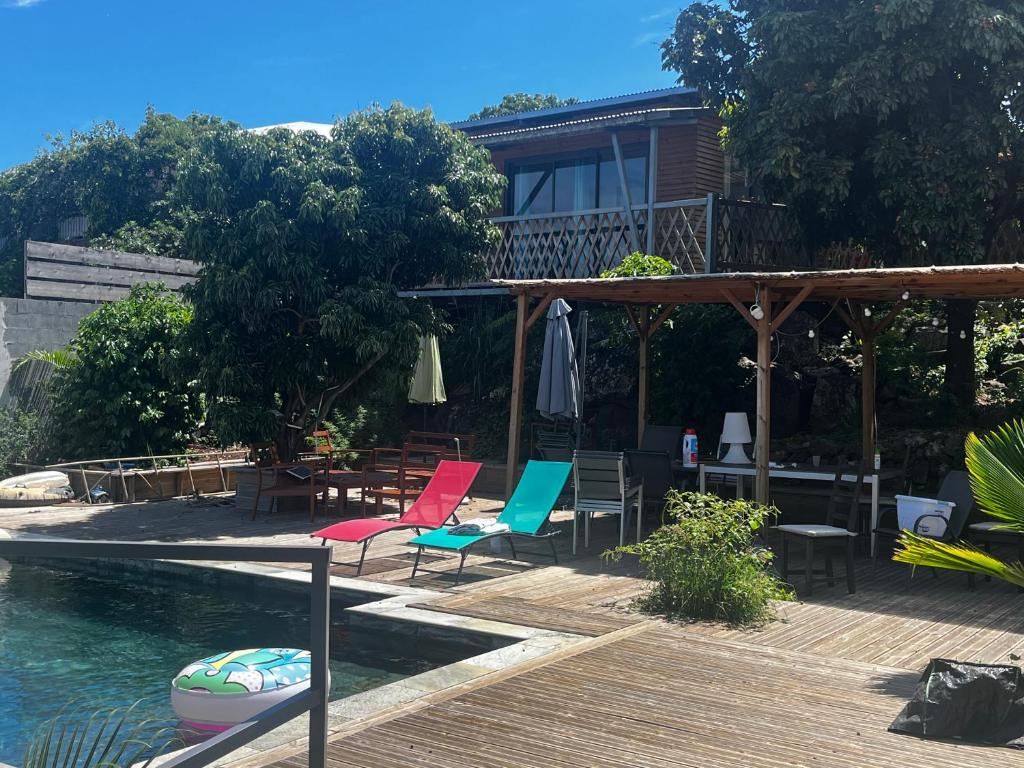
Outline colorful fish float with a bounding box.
[171,648,325,731]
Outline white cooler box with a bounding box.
[895,495,956,537]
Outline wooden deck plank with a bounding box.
[259,626,1009,768]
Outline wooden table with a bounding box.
[699,461,902,556]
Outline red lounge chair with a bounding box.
[310,459,482,574]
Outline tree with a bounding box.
[0,109,226,295]
[176,104,504,458]
[467,93,578,121]
[44,283,199,461]
[662,0,1024,409]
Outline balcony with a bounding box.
[483,196,809,280]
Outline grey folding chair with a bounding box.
[572,450,642,554]
[625,449,675,524]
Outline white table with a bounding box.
[698,462,902,556]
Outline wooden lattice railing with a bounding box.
[713,199,810,271]
[484,199,715,279]
[479,196,810,281]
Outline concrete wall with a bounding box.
[0,298,96,402]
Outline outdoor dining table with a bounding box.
[698,461,903,556]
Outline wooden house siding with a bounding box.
[693,115,725,197]
[654,117,724,202]
[655,124,697,202]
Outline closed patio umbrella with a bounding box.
[536,298,579,420]
[408,334,446,405]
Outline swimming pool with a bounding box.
[0,559,483,764]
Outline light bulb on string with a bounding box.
[807,329,815,339]
[901,290,910,301]
[959,330,967,340]
[932,317,940,327]
[863,307,872,317]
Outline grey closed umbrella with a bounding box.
[536,298,580,420]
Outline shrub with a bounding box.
[45,283,199,461]
[606,492,794,626]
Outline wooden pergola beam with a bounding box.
[649,303,679,336]
[720,288,759,331]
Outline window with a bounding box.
[507,145,647,215]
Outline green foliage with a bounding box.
[663,1,1024,263]
[600,252,675,278]
[0,408,41,473]
[895,419,1024,588]
[23,700,180,768]
[594,252,751,441]
[177,104,504,458]
[0,110,226,295]
[661,2,750,107]
[45,284,198,461]
[606,492,793,625]
[467,93,578,121]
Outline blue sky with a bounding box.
[0,0,682,170]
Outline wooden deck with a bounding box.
[4,493,1024,765]
[254,624,1015,768]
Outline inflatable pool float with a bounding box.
[171,648,323,732]
[0,471,73,507]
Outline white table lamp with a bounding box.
[720,412,752,464]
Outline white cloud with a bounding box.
[4,0,46,8]
[640,8,674,24]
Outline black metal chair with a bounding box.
[777,463,864,595]
[640,425,681,457]
[625,449,676,524]
[872,470,975,569]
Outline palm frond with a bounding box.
[22,701,181,768]
[894,531,1024,588]
[965,419,1024,532]
[13,348,77,372]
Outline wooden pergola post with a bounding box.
[505,291,556,500]
[628,303,679,448]
[721,284,811,503]
[754,289,772,504]
[836,299,906,469]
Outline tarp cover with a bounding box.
[889,657,1024,748]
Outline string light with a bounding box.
[807,329,815,339]
[932,317,941,327]
[959,330,967,339]
[901,290,910,301]
[863,307,872,317]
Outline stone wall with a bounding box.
[0,298,95,402]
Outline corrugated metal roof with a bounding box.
[451,86,697,131]
[465,106,704,142]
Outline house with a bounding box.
[448,86,801,290]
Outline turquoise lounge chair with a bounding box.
[408,460,572,585]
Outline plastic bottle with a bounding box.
[873,450,881,471]
[683,428,699,468]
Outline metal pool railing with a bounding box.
[0,539,332,768]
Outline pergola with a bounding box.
[498,263,1024,502]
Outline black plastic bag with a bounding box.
[889,657,1024,748]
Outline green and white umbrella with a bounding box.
[408,334,446,405]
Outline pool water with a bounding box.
[0,560,468,764]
